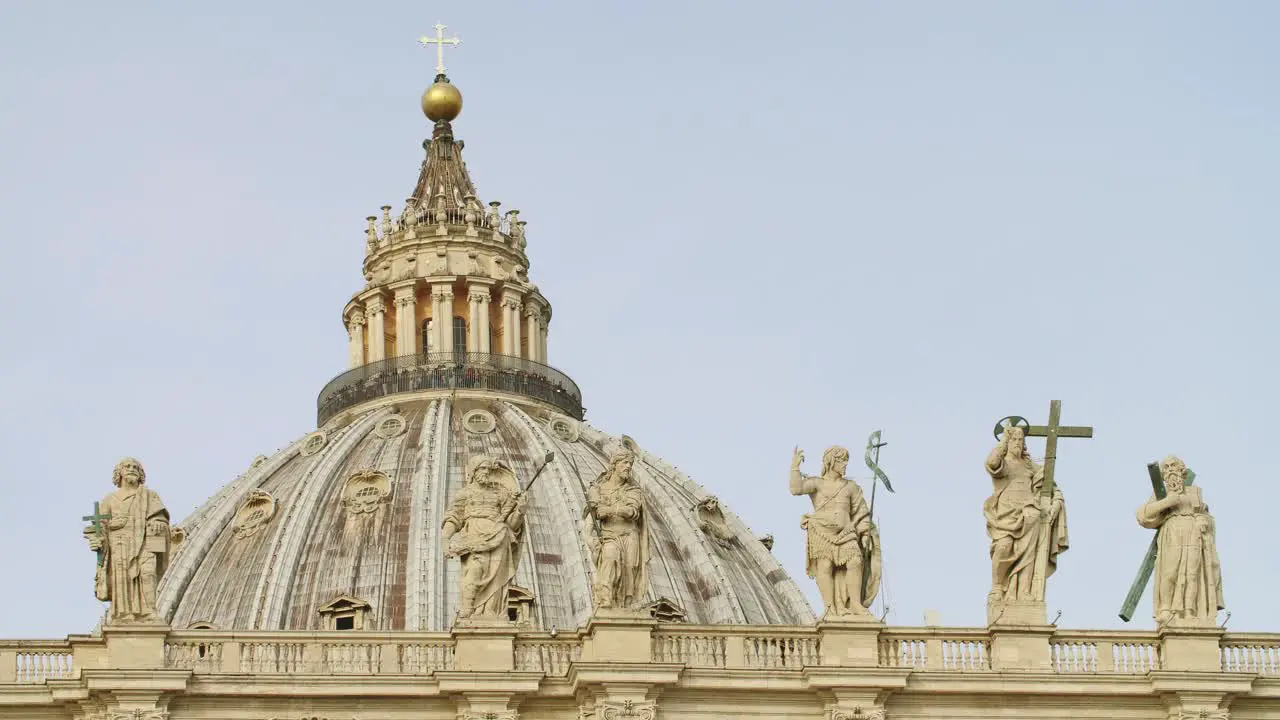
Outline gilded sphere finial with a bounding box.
[422,74,462,122]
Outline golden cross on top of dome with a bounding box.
[419,23,461,76]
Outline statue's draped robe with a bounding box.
[98,486,170,620]
[798,476,880,612]
[1137,486,1223,625]
[984,452,1068,601]
[585,478,649,608]
[443,480,524,618]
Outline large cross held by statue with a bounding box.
[994,399,1093,600]
[1117,462,1197,622]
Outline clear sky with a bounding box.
[0,1,1276,638]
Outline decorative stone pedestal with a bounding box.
[987,599,1053,671]
[816,615,884,668]
[571,608,678,720]
[581,608,655,664]
[102,622,169,670]
[987,596,1045,626]
[75,624,189,720]
[442,619,538,720]
[452,617,520,672]
[988,623,1054,672]
[1160,625,1226,673]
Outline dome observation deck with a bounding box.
[317,350,584,425]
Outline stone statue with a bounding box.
[984,426,1068,612]
[583,442,649,609]
[442,456,529,621]
[83,458,173,624]
[790,446,881,618]
[1137,455,1223,627]
[694,496,734,546]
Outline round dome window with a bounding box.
[462,409,497,435]
[375,414,406,439]
[300,430,328,457]
[547,416,579,443]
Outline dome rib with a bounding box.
[254,410,385,628]
[405,399,445,631]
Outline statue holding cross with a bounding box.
[82,458,174,624]
[984,400,1092,624]
[1126,455,1224,627]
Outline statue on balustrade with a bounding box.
[83,458,174,624]
[442,455,529,622]
[790,445,881,618]
[984,426,1068,612]
[583,439,650,610]
[1137,455,1223,627]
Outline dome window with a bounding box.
[546,416,579,443]
[645,597,688,623]
[318,595,373,631]
[341,470,392,516]
[506,585,535,625]
[375,413,407,439]
[300,430,329,457]
[462,409,497,435]
[231,490,277,540]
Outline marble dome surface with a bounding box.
[156,397,815,631]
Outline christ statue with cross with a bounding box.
[984,400,1091,624]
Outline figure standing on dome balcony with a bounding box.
[82,458,177,624]
[584,441,650,610]
[442,456,529,622]
[790,446,882,618]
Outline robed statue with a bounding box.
[984,426,1068,611]
[83,458,173,623]
[790,445,881,618]
[442,455,529,621]
[583,442,649,610]
[1136,455,1224,627]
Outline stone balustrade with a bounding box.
[4,627,1279,683]
[1048,629,1163,673]
[160,631,456,675]
[1220,632,1280,675]
[0,640,74,684]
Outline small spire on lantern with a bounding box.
[418,23,463,122]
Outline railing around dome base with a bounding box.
[316,351,584,425]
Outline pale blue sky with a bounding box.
[0,1,1276,637]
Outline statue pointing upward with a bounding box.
[790,446,881,618]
